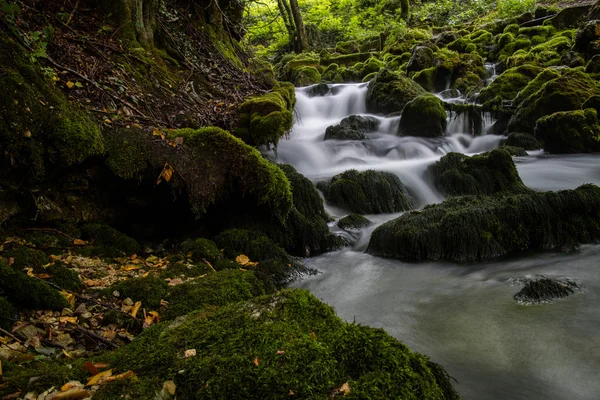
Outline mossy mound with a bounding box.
[367,184,600,262]
[324,115,379,140]
[213,229,309,286]
[109,276,168,309]
[2,245,47,270]
[293,66,321,86]
[430,148,529,196]
[80,223,140,258]
[499,145,528,156]
[337,214,372,230]
[504,132,542,150]
[477,65,542,103]
[99,289,456,399]
[45,262,83,292]
[234,83,295,148]
[407,46,436,73]
[317,170,413,214]
[0,36,104,181]
[514,277,579,305]
[366,69,426,115]
[512,68,561,107]
[167,127,292,221]
[508,69,600,133]
[104,127,150,179]
[398,94,447,138]
[0,260,69,310]
[189,238,222,263]
[534,109,600,154]
[0,296,15,331]
[164,269,267,319]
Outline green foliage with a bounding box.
[317,169,413,214]
[101,289,454,399]
[430,148,530,196]
[80,223,140,258]
[368,184,600,262]
[497,0,535,19]
[534,109,600,154]
[0,260,69,310]
[398,94,447,138]
[110,276,168,309]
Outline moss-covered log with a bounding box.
[367,184,600,262]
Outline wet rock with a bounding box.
[366,69,426,114]
[534,108,600,154]
[398,94,447,138]
[337,214,372,230]
[440,89,461,99]
[503,132,541,150]
[574,20,600,58]
[306,82,329,97]
[514,277,580,304]
[407,46,436,73]
[324,115,380,141]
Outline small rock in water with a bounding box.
[513,276,580,305]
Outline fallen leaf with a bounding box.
[152,128,162,136]
[98,370,135,384]
[163,380,176,396]
[60,381,83,392]
[50,387,90,399]
[62,349,72,358]
[66,81,75,89]
[276,350,285,355]
[73,239,87,246]
[156,162,174,185]
[7,257,14,266]
[85,369,113,386]
[132,123,142,129]
[235,254,250,265]
[144,311,160,329]
[253,357,259,366]
[93,363,109,369]
[103,330,117,340]
[60,291,76,308]
[130,301,142,318]
[289,390,295,396]
[184,349,196,358]
[167,278,183,286]
[59,316,78,324]
[82,361,99,376]
[339,382,351,395]
[120,265,141,271]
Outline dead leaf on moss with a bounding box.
[85,369,113,386]
[130,301,142,318]
[339,382,351,395]
[253,357,259,366]
[184,349,196,358]
[156,162,174,184]
[73,239,88,246]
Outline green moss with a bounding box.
[526,35,572,66]
[317,170,413,214]
[101,289,454,399]
[430,148,529,196]
[499,145,528,156]
[366,69,426,114]
[2,245,47,270]
[164,269,267,319]
[0,296,15,331]
[46,262,83,292]
[0,260,69,310]
[504,24,519,35]
[105,127,149,179]
[168,127,292,221]
[512,68,561,106]
[80,223,140,258]
[335,40,360,54]
[518,25,555,39]
[504,132,542,150]
[465,43,477,53]
[235,83,296,148]
[413,67,437,92]
[337,214,372,230]
[321,63,339,81]
[534,109,600,154]
[109,276,168,309]
[509,69,600,133]
[293,66,321,86]
[399,94,447,138]
[478,65,542,103]
[367,184,600,262]
[190,238,222,263]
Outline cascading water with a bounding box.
[273,81,600,399]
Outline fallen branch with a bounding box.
[69,324,118,349]
[20,227,77,242]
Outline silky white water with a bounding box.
[272,82,600,399]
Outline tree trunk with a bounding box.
[400,0,410,21]
[277,0,295,40]
[288,0,308,52]
[99,0,159,49]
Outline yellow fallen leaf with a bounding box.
[50,388,90,399]
[156,162,174,184]
[253,357,259,366]
[132,123,142,129]
[60,291,76,308]
[339,382,351,395]
[59,316,78,324]
[130,301,142,318]
[26,268,34,277]
[152,128,162,136]
[163,380,176,396]
[235,254,250,265]
[120,265,141,271]
[97,370,135,384]
[60,381,82,392]
[66,81,75,89]
[73,239,87,246]
[85,369,112,386]
[184,349,196,358]
[34,273,51,279]
[62,349,72,358]
[104,118,112,124]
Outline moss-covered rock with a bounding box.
[534,108,600,154]
[366,69,426,114]
[109,276,168,309]
[430,148,529,196]
[80,223,140,257]
[306,82,329,97]
[398,94,447,138]
[2,245,47,270]
[508,69,600,133]
[167,127,292,221]
[189,238,222,263]
[317,170,413,214]
[367,184,600,262]
[234,83,295,148]
[335,40,360,54]
[512,68,561,107]
[526,35,572,66]
[407,46,436,73]
[574,20,600,58]
[293,66,321,86]
[477,65,542,103]
[0,36,104,181]
[514,277,579,304]
[99,289,456,399]
[324,115,380,141]
[164,269,267,319]
[0,296,15,331]
[500,145,528,156]
[503,132,542,150]
[337,214,372,230]
[104,127,149,179]
[0,260,69,310]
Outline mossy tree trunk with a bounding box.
[277,0,296,42]
[101,0,159,49]
[288,0,308,52]
[400,0,409,20]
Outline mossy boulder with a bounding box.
[0,36,104,181]
[189,238,222,263]
[534,109,600,154]
[167,127,292,221]
[366,69,426,115]
[367,184,600,262]
[317,170,413,214]
[430,148,529,197]
[0,260,69,310]
[508,69,600,133]
[2,245,47,270]
[514,277,579,304]
[324,115,380,141]
[306,82,329,97]
[276,53,320,82]
[293,66,321,86]
[80,223,140,257]
[109,276,168,309]
[512,68,561,107]
[407,46,436,73]
[504,132,542,150]
[164,269,267,319]
[574,20,600,58]
[477,65,542,103]
[398,94,447,138]
[99,289,456,399]
[234,83,295,148]
[0,296,15,331]
[526,35,572,66]
[104,127,149,179]
[337,214,372,230]
[335,40,360,54]
[500,145,528,156]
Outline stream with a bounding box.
[272,79,600,399]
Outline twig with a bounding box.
[66,0,81,26]
[20,227,77,242]
[69,324,118,348]
[0,327,23,344]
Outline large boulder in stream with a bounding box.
[367,184,600,263]
[430,148,529,196]
[477,65,542,103]
[317,170,413,214]
[366,69,426,115]
[337,214,372,230]
[324,115,380,140]
[534,108,600,154]
[514,277,580,305]
[503,132,542,150]
[398,94,447,138]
